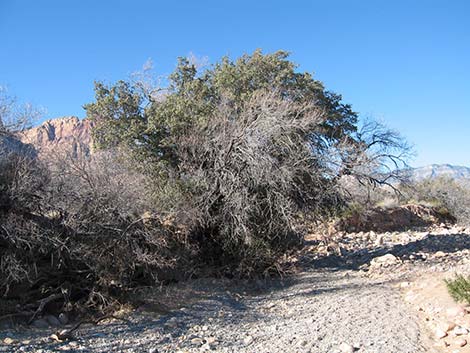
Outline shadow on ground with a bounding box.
[308,232,470,271]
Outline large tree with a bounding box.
[85,50,407,274]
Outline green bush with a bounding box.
[446,275,470,304]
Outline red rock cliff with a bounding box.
[19,116,93,158]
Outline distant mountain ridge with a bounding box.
[409,164,470,182]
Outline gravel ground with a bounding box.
[4,225,470,353]
[0,270,427,353]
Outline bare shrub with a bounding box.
[403,177,470,226]
[0,87,41,133]
[166,91,341,275]
[0,148,194,316]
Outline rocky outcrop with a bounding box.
[19,116,93,158]
[336,204,456,233]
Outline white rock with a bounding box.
[243,335,254,346]
[439,321,456,332]
[370,254,399,267]
[206,337,217,345]
[200,343,212,351]
[453,326,468,335]
[375,234,384,246]
[3,337,15,344]
[456,338,467,347]
[164,317,178,328]
[191,337,204,346]
[447,306,466,319]
[339,342,354,353]
[435,328,448,339]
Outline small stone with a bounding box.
[3,337,15,344]
[459,316,470,329]
[435,340,450,348]
[439,321,456,332]
[206,337,217,344]
[339,342,354,353]
[370,254,398,267]
[435,328,448,339]
[191,338,204,346]
[435,251,446,258]
[58,313,69,325]
[164,317,178,328]
[456,338,467,347]
[200,343,212,351]
[453,326,468,335]
[50,334,62,342]
[375,234,384,246]
[243,335,254,346]
[447,306,466,319]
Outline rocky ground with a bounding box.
[2,225,470,353]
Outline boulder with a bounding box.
[370,254,399,267]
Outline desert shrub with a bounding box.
[403,177,470,225]
[0,147,194,315]
[46,150,194,284]
[446,275,470,304]
[172,91,341,275]
[0,138,50,297]
[0,91,198,315]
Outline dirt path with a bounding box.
[2,226,470,352]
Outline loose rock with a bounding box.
[453,326,468,336]
[243,335,254,346]
[435,328,448,339]
[370,254,399,267]
[339,342,355,353]
[3,337,15,344]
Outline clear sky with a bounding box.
[1,0,469,167]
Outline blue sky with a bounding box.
[1,0,469,167]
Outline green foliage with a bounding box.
[446,275,470,304]
[85,50,358,160]
[83,81,146,151]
